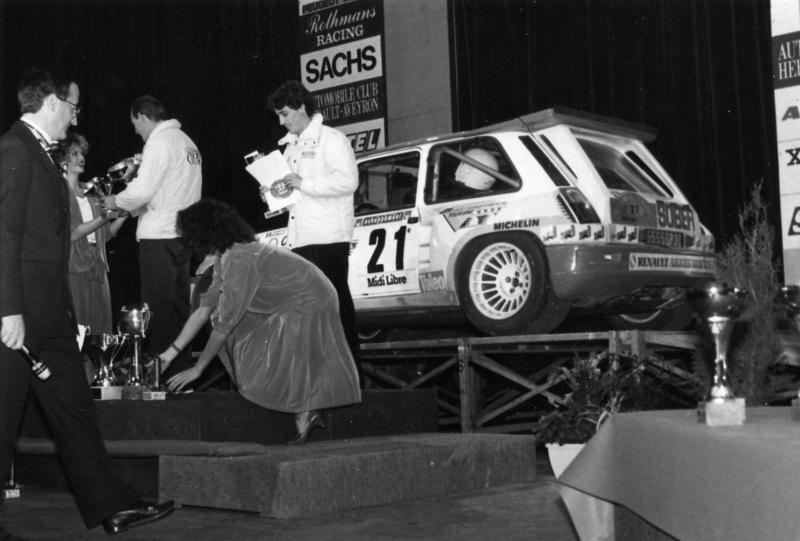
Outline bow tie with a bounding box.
[43,141,59,156]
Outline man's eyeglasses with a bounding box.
[57,96,81,117]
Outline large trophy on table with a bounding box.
[687,282,748,426]
[117,303,158,398]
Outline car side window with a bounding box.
[355,152,420,215]
[424,137,521,204]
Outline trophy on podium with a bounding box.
[118,303,151,395]
[686,282,748,425]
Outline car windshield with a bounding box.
[578,138,671,198]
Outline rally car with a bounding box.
[258,107,716,336]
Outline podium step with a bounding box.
[159,433,537,518]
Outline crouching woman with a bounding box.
[159,198,361,444]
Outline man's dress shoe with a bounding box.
[102,500,175,535]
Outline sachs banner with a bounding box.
[298,0,387,153]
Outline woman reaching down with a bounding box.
[159,198,361,444]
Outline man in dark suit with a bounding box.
[0,68,174,539]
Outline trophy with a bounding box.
[86,333,122,388]
[118,303,151,391]
[779,285,800,331]
[687,282,748,425]
[82,156,141,218]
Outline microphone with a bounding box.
[19,345,52,381]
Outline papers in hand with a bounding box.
[244,150,303,212]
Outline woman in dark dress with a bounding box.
[53,133,127,334]
[159,198,361,443]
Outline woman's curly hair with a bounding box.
[178,198,255,255]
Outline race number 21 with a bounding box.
[367,226,407,273]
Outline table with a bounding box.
[559,407,800,541]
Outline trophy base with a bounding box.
[121,385,147,400]
[92,385,123,400]
[2,486,20,499]
[143,390,167,401]
[697,398,746,426]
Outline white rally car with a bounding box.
[258,107,716,336]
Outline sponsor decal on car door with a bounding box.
[349,209,420,297]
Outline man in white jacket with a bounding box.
[263,80,361,382]
[104,95,202,375]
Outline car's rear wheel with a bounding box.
[606,304,694,331]
[456,233,569,335]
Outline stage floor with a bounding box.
[2,451,580,541]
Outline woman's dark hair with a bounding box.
[178,198,255,255]
[266,80,316,115]
[52,132,89,167]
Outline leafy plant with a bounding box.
[533,350,702,444]
[714,181,792,405]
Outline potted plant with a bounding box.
[534,351,701,541]
[534,350,702,470]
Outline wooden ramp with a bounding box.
[159,433,537,518]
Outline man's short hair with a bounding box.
[130,95,168,121]
[266,80,316,115]
[17,68,75,115]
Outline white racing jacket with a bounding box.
[280,113,358,248]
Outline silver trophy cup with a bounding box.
[118,303,151,387]
[687,282,748,402]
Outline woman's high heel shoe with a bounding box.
[285,410,325,445]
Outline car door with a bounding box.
[350,151,422,300]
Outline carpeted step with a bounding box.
[159,433,537,518]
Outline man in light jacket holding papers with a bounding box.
[261,80,361,383]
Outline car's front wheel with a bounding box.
[456,233,569,335]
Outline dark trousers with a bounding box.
[0,337,138,527]
[293,243,362,381]
[139,238,192,376]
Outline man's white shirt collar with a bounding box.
[21,117,55,145]
[278,113,323,146]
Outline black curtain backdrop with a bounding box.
[0,0,300,311]
[449,0,778,249]
[0,0,781,309]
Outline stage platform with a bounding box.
[160,433,537,518]
[14,388,439,497]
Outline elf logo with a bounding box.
[348,129,381,153]
[789,207,800,236]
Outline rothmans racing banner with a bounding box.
[298,0,387,153]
